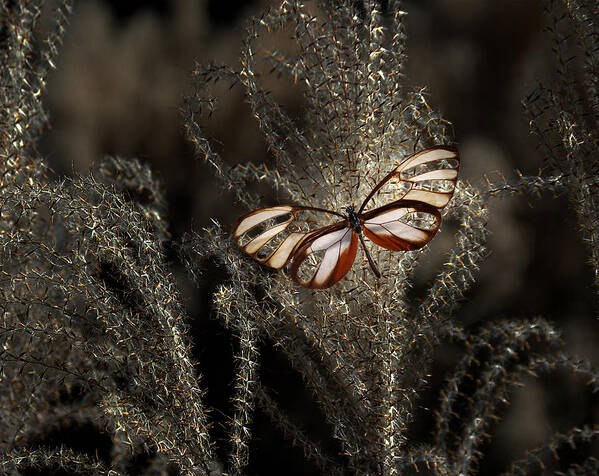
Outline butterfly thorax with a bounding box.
[345,206,362,233]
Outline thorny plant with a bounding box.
[0,0,598,475]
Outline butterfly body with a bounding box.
[346,206,362,233]
[233,146,459,289]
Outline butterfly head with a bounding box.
[345,205,362,233]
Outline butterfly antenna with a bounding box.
[358,233,381,279]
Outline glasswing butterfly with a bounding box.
[233,146,459,289]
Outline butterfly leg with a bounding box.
[358,233,381,279]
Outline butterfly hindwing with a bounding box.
[357,146,458,252]
[361,201,442,251]
[289,224,358,289]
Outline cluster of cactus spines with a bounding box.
[505,425,599,476]
[185,0,599,474]
[523,0,599,292]
[1,0,599,474]
[1,0,218,473]
[185,1,492,472]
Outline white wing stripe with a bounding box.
[364,222,429,243]
[244,222,289,254]
[311,229,352,286]
[399,148,457,171]
[234,206,293,236]
[364,208,412,224]
[265,232,305,268]
[410,168,458,182]
[403,189,453,208]
[313,246,338,286]
[310,228,350,252]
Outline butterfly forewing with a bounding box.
[233,206,337,270]
[359,146,459,213]
[290,225,358,289]
[395,146,458,208]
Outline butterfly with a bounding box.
[233,146,459,289]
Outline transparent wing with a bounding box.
[290,224,358,289]
[232,205,340,269]
[361,201,442,251]
[358,146,459,213]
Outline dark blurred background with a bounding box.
[39,0,598,474]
